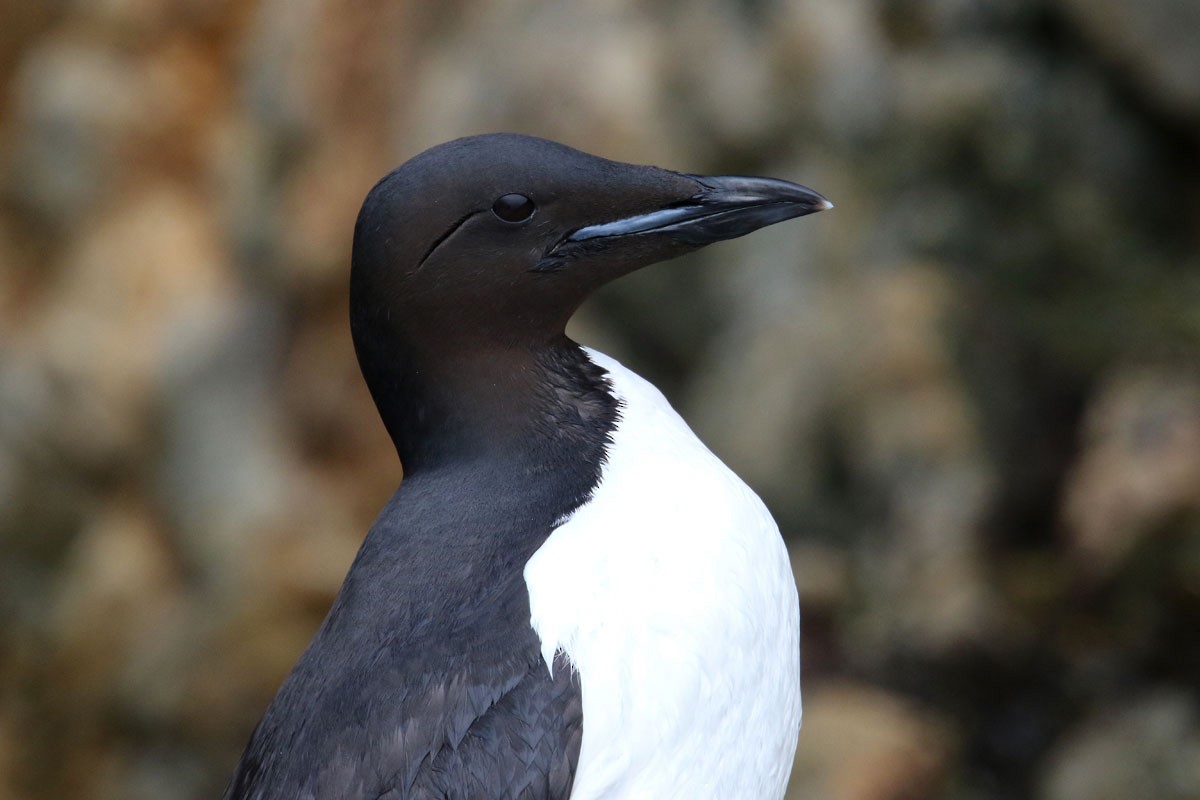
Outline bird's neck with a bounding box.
[355,333,618,475]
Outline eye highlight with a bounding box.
[492,193,537,223]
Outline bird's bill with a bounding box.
[566,174,831,247]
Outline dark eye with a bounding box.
[492,193,537,223]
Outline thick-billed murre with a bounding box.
[224,133,831,800]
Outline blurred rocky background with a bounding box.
[1,0,1198,798]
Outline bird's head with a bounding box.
[350,133,830,352]
[349,134,830,464]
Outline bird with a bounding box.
[224,133,831,800]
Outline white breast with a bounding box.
[524,348,801,800]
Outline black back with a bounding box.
[225,344,617,800]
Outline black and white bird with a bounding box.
[224,134,830,800]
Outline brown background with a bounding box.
[1,1,1198,798]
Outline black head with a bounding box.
[350,133,830,464]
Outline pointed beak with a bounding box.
[566,174,832,247]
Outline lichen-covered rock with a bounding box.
[1057,0,1200,121]
[1063,368,1200,573]
[789,681,953,800]
[1041,692,1200,800]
